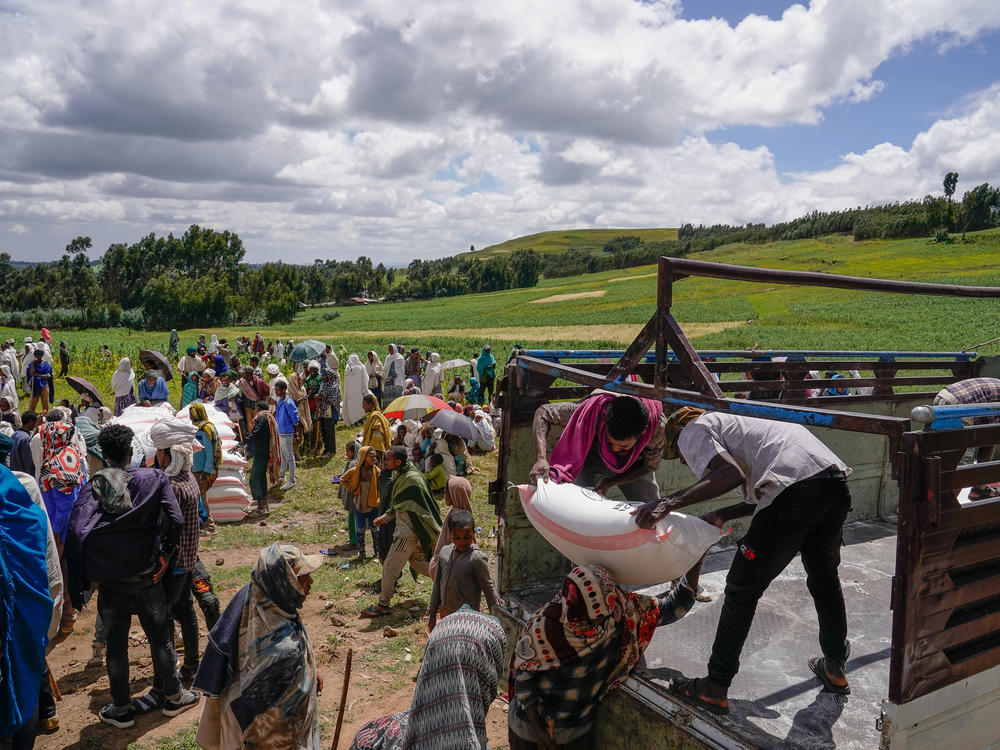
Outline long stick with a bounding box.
[331,647,353,750]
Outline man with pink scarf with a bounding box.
[529,391,666,503]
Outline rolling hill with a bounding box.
[464,227,679,257]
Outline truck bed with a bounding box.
[633,519,895,749]
[503,520,896,749]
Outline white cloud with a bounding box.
[0,1,998,261]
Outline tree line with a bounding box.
[0,173,994,330]
[0,226,541,330]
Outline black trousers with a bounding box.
[163,571,199,673]
[191,558,220,631]
[99,579,181,707]
[707,473,852,687]
[319,416,337,454]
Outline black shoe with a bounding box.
[99,703,136,729]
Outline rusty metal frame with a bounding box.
[495,256,1000,709]
[891,425,1000,703]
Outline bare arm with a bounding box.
[529,403,575,483]
[633,455,745,529]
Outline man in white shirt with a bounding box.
[633,408,853,714]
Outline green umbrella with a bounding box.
[289,339,326,363]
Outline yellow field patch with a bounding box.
[607,272,658,283]
[528,290,607,304]
[333,321,744,345]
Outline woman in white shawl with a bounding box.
[382,344,405,405]
[365,350,384,407]
[208,334,219,355]
[421,353,444,397]
[19,342,33,387]
[111,357,137,415]
[471,408,496,452]
[432,430,457,477]
[342,354,368,426]
[0,365,18,412]
[401,419,421,451]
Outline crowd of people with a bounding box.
[0,328,507,749]
[6,324,951,749]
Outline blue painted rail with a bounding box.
[524,349,975,363]
[910,403,1000,431]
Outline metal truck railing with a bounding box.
[889,405,1000,704]
[490,257,1000,712]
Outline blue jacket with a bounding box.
[274,396,299,435]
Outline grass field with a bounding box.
[6,228,1000,412]
[461,227,680,258]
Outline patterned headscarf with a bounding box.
[512,565,659,701]
[662,406,706,460]
[188,402,222,471]
[39,421,85,493]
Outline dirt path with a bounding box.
[36,544,510,750]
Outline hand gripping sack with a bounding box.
[518,481,727,585]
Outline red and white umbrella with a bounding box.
[383,394,450,420]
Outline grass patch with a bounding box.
[126,726,200,750]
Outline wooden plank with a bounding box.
[941,462,1000,490]
[702,360,972,373]
[912,576,1000,614]
[901,648,1000,702]
[606,315,657,383]
[662,313,725,397]
[661,256,1000,298]
[914,610,1000,657]
[514,355,911,437]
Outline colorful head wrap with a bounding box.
[662,406,706,460]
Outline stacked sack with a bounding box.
[177,402,250,523]
[113,402,251,524]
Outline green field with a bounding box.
[6,229,1000,411]
[463,227,679,257]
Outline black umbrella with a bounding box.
[425,407,479,442]
[139,349,173,380]
[65,376,103,406]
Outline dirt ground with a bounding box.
[35,543,511,750]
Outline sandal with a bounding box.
[808,656,851,695]
[360,604,393,618]
[667,676,729,715]
[132,688,165,716]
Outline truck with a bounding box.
[489,258,1000,749]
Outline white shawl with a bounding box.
[421,353,443,396]
[342,354,368,426]
[383,345,405,387]
[111,357,136,397]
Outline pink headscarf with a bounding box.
[40,327,52,344]
[548,392,663,483]
[429,476,473,579]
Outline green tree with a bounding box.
[509,249,540,288]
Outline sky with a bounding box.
[1,0,999,265]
